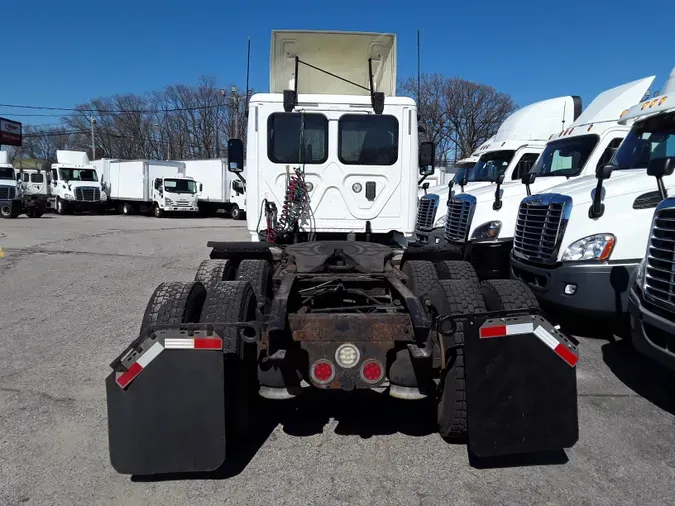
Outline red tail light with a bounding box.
[311,360,335,384]
[360,359,384,384]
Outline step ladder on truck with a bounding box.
[510,71,672,333]
[105,30,580,476]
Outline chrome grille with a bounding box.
[513,194,571,264]
[444,195,475,243]
[0,185,17,200]
[644,203,675,311]
[416,195,439,231]
[74,187,101,201]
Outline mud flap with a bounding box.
[464,315,579,458]
[107,336,227,475]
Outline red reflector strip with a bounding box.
[533,326,578,367]
[479,322,534,339]
[164,337,223,350]
[115,341,165,389]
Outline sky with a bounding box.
[3,0,673,127]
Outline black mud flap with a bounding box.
[106,330,228,475]
[464,315,579,458]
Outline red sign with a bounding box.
[0,118,22,146]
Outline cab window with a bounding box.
[596,138,624,168]
[31,173,44,183]
[338,115,399,165]
[512,153,540,180]
[267,113,328,164]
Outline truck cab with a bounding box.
[0,151,18,218]
[228,178,246,220]
[50,150,107,214]
[152,175,200,215]
[446,76,654,280]
[510,72,671,328]
[233,31,430,245]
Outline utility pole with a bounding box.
[90,116,96,159]
[231,85,240,139]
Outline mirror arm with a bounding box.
[493,181,503,211]
[418,174,428,186]
[525,183,532,197]
[656,177,668,200]
[588,179,605,219]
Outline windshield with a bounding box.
[531,134,599,177]
[612,112,675,170]
[59,168,98,181]
[0,167,15,179]
[164,178,197,194]
[467,150,515,182]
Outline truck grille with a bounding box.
[0,185,17,200]
[444,195,475,243]
[513,194,571,265]
[644,204,675,311]
[416,194,439,231]
[175,200,192,207]
[75,187,101,201]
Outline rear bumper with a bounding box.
[511,255,636,317]
[628,287,675,370]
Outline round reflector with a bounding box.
[311,360,335,384]
[361,359,384,384]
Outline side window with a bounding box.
[20,173,30,182]
[51,169,58,182]
[154,179,161,190]
[597,138,624,168]
[31,173,44,183]
[267,113,328,164]
[512,153,540,180]
[338,114,399,165]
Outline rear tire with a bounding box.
[139,281,207,335]
[236,259,272,305]
[200,281,259,435]
[436,260,479,286]
[122,202,134,215]
[402,260,439,297]
[479,279,540,311]
[195,259,235,293]
[436,279,487,442]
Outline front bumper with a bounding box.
[165,206,199,212]
[511,255,636,317]
[413,227,446,246]
[68,199,106,210]
[463,239,512,279]
[628,286,675,370]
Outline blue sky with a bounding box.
[3,0,673,126]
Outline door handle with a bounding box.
[365,182,376,201]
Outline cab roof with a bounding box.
[620,66,675,125]
[250,93,415,107]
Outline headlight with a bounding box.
[562,233,615,262]
[471,221,502,241]
[63,193,74,200]
[434,215,446,227]
[165,197,173,205]
[100,191,107,200]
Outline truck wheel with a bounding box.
[122,203,134,215]
[200,281,258,435]
[236,259,272,305]
[436,279,487,442]
[194,259,234,293]
[153,204,163,218]
[436,260,479,286]
[32,209,44,218]
[230,205,241,220]
[402,260,439,297]
[56,198,68,215]
[479,279,540,311]
[0,205,12,218]
[139,281,207,336]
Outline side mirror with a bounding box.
[596,163,615,181]
[521,172,537,186]
[228,138,245,173]
[419,141,435,169]
[493,173,506,210]
[647,157,675,178]
[199,183,203,192]
[496,173,506,185]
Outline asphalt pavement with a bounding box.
[0,214,673,506]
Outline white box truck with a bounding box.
[181,159,247,219]
[95,159,200,217]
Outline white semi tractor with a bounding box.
[50,151,107,214]
[444,75,654,279]
[181,159,247,219]
[95,159,199,217]
[415,96,581,248]
[510,71,671,330]
[0,152,49,218]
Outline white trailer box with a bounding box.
[181,159,247,219]
[96,159,199,217]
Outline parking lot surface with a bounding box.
[0,214,673,506]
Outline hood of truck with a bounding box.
[270,31,396,96]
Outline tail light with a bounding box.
[310,360,335,385]
[360,359,384,384]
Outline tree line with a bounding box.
[5,74,516,167]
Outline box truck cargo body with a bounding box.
[95,159,200,217]
[181,159,247,219]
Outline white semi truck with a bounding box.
[415,96,581,248]
[0,152,49,218]
[95,159,199,217]
[50,151,107,214]
[444,76,654,279]
[181,159,247,219]
[510,71,672,329]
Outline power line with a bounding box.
[0,100,232,116]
